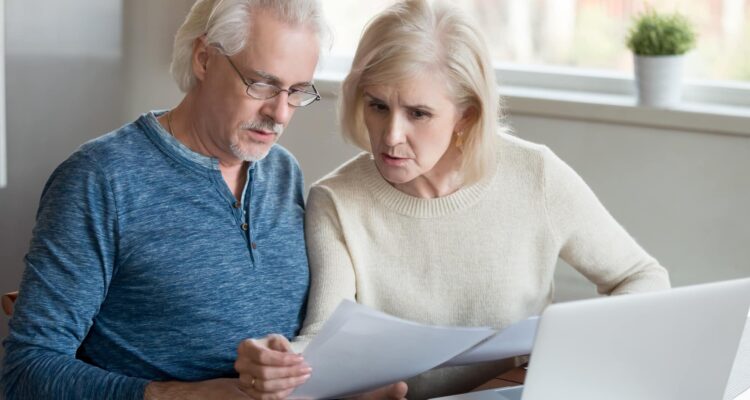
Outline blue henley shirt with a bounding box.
[1,111,310,399]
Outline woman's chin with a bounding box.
[375,164,415,185]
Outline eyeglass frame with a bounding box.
[222,54,321,107]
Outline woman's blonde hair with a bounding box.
[340,0,506,183]
[171,0,329,93]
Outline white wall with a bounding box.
[0,0,6,189]
[1,0,749,384]
[122,0,192,119]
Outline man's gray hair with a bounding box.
[171,0,329,92]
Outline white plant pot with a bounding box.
[634,54,685,108]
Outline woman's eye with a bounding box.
[368,102,388,112]
[411,109,431,119]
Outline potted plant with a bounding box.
[626,8,697,108]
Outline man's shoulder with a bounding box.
[256,144,304,182]
[264,143,301,168]
[45,118,147,181]
[75,116,153,169]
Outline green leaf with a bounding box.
[625,7,697,55]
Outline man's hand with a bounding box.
[350,382,409,400]
[144,378,249,400]
[235,334,311,399]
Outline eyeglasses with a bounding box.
[224,55,321,107]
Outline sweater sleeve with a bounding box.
[291,185,357,352]
[541,147,671,295]
[1,151,148,400]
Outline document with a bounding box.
[441,316,539,367]
[725,315,750,400]
[291,300,538,400]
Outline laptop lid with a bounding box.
[521,278,750,400]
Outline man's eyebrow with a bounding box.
[252,69,313,87]
[250,69,282,86]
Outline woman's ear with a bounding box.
[456,105,479,133]
[191,35,210,83]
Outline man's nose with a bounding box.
[263,92,292,126]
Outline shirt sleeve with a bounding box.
[291,185,357,353]
[1,151,148,400]
[541,147,671,295]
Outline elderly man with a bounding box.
[2,1,326,399]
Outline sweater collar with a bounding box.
[360,153,497,218]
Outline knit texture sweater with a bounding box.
[296,133,670,399]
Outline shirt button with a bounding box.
[251,242,257,250]
[233,201,241,209]
[241,223,249,231]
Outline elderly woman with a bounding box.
[235,0,670,398]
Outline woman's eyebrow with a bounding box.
[364,92,435,111]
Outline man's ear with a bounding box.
[192,35,210,83]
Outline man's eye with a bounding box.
[250,82,277,92]
[291,86,315,94]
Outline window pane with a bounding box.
[322,0,750,83]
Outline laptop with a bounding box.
[434,278,750,400]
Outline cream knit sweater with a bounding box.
[294,134,670,399]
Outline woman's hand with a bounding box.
[235,334,311,399]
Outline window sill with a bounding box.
[315,70,750,138]
[500,85,750,137]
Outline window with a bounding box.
[321,0,750,84]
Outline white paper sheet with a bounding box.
[291,300,497,399]
[726,316,750,400]
[442,316,538,367]
[735,387,750,400]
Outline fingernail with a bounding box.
[300,366,312,374]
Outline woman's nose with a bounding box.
[383,115,406,146]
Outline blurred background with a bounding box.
[324,0,750,82]
[0,1,749,389]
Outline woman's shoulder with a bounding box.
[495,132,548,155]
[493,132,555,170]
[492,132,583,187]
[309,152,375,193]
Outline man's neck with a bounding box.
[163,98,245,169]
[158,99,249,200]
[220,162,249,201]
